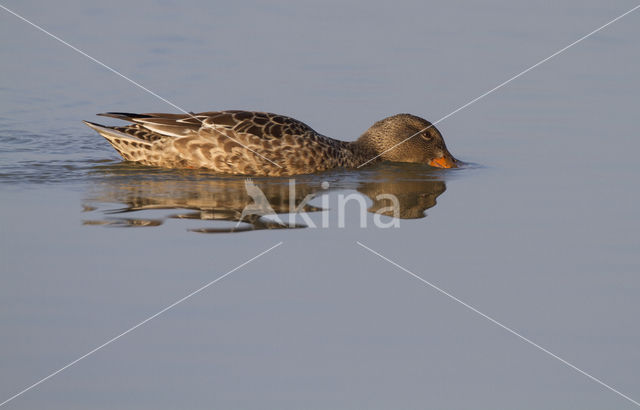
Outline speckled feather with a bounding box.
[84,110,456,175]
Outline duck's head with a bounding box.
[357,114,458,168]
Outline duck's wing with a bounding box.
[97,110,317,140]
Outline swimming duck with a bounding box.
[84,111,457,176]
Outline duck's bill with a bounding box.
[429,155,458,169]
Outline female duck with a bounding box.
[84,111,457,176]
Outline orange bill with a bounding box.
[429,156,457,169]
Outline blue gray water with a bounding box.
[1,1,640,409]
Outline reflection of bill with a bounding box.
[83,164,449,233]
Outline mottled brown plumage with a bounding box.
[84,110,457,176]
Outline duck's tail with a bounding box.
[83,121,153,162]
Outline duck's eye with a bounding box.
[421,133,433,141]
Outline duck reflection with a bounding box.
[83,162,450,233]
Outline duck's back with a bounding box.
[85,110,352,176]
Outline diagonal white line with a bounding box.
[0,3,283,168]
[358,4,640,168]
[0,241,283,408]
[356,241,640,408]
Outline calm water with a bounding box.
[1,1,640,409]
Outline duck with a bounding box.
[84,111,457,176]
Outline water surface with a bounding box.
[1,1,640,409]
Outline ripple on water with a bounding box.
[1,125,480,233]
